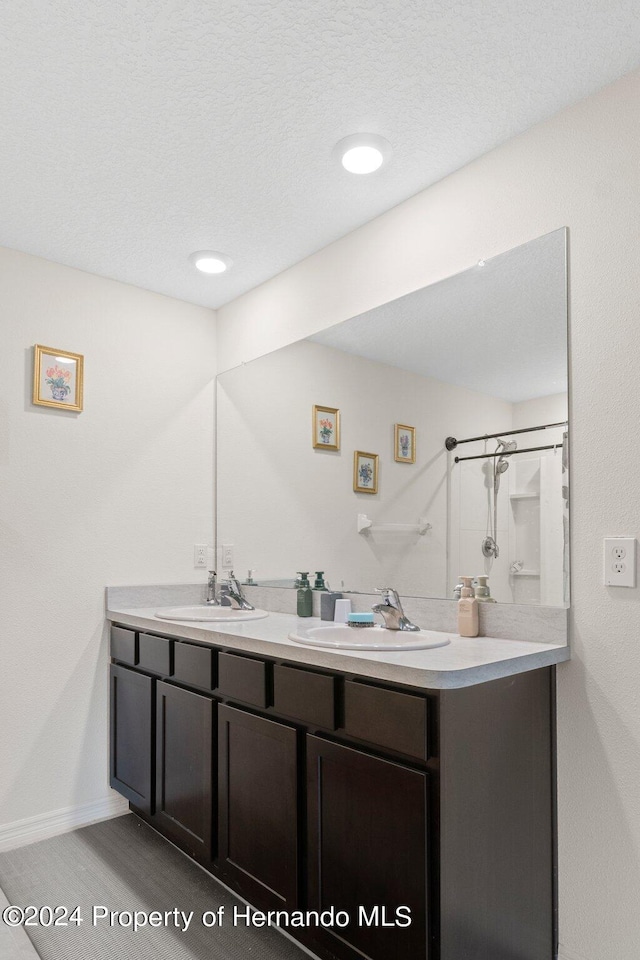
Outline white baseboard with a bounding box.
[0,793,129,852]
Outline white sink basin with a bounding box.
[289,624,452,651]
[154,606,269,623]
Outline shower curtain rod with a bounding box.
[454,442,564,463]
[445,420,567,451]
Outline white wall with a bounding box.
[513,393,568,433]
[217,69,640,960]
[0,247,216,834]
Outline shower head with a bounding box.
[495,438,517,469]
[496,438,517,455]
[494,438,517,487]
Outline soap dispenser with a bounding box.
[458,577,479,637]
[296,572,313,617]
[474,575,496,602]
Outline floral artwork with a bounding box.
[312,405,340,450]
[359,461,373,486]
[45,365,72,401]
[319,418,334,443]
[353,451,378,494]
[394,423,416,463]
[33,345,84,412]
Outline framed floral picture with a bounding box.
[312,404,340,450]
[394,423,416,463]
[353,451,379,494]
[33,345,84,412]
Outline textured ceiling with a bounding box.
[1,1,639,309]
[309,229,567,403]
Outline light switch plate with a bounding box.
[603,537,636,587]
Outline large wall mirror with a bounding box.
[217,227,569,606]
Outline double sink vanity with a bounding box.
[103,228,571,959]
[107,583,569,960]
[155,596,453,652]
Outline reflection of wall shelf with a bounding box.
[357,514,431,535]
[510,569,540,577]
[510,493,540,500]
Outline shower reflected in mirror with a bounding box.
[482,438,518,559]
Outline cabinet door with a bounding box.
[110,664,153,813]
[218,704,298,911]
[154,680,214,863]
[307,735,429,960]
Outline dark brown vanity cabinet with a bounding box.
[217,704,299,910]
[109,624,555,960]
[307,736,429,960]
[153,680,214,864]
[109,663,153,813]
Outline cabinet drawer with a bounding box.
[138,633,172,677]
[343,680,429,761]
[110,626,137,666]
[273,664,336,729]
[173,642,216,691]
[217,652,267,708]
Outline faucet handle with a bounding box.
[220,572,255,611]
[375,586,401,605]
[372,587,418,631]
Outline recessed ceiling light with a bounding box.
[334,134,392,175]
[189,251,233,274]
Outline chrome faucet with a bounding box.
[206,570,220,605]
[222,572,255,611]
[372,587,420,631]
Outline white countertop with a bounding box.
[106,603,570,690]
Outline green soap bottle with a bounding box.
[297,572,313,617]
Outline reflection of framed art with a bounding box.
[33,345,84,412]
[394,423,415,463]
[353,451,379,494]
[312,404,340,450]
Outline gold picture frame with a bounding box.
[312,404,340,450]
[33,345,84,412]
[353,451,379,494]
[394,423,416,463]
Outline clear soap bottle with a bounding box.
[458,577,479,637]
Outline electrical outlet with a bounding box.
[604,538,636,587]
[194,544,208,568]
[222,544,234,568]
